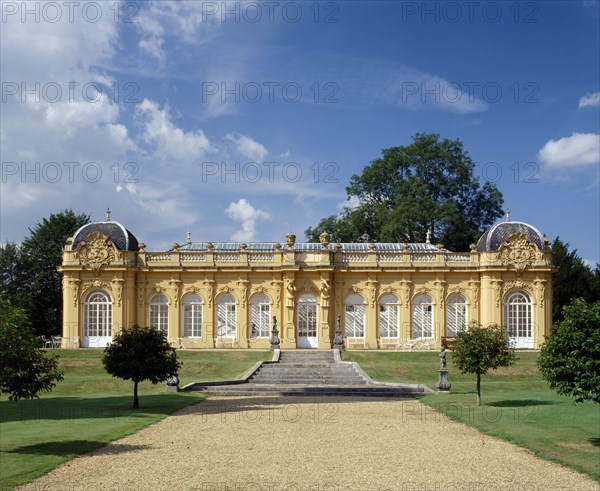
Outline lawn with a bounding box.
[343,351,600,482]
[0,349,269,490]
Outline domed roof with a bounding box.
[477,221,544,252]
[72,221,139,251]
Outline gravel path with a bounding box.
[21,396,598,491]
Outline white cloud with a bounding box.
[578,92,600,108]
[136,99,214,161]
[225,199,270,241]
[538,133,600,168]
[225,133,268,161]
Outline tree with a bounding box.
[451,323,517,405]
[0,241,28,308]
[103,325,182,408]
[538,299,600,404]
[0,300,64,400]
[551,238,600,322]
[305,133,504,251]
[18,210,90,335]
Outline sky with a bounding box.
[1,0,599,265]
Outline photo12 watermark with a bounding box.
[200,161,339,184]
[202,81,339,104]
[1,1,139,24]
[1,161,140,184]
[2,81,140,104]
[399,1,540,24]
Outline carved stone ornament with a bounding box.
[497,233,542,272]
[79,232,116,271]
[112,278,125,307]
[82,279,112,296]
[69,279,81,307]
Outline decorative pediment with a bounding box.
[82,279,112,298]
[497,233,543,272]
[78,232,116,272]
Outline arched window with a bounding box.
[504,290,533,348]
[149,294,169,334]
[250,294,271,338]
[412,294,433,339]
[345,294,366,338]
[83,290,112,347]
[446,294,467,337]
[379,294,399,338]
[217,293,236,338]
[183,294,203,338]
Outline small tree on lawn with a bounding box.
[0,300,64,400]
[538,298,600,404]
[102,325,181,409]
[451,323,517,406]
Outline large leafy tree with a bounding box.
[551,238,600,322]
[0,300,64,400]
[306,133,504,251]
[538,299,600,404]
[451,323,517,406]
[16,210,89,335]
[103,325,182,409]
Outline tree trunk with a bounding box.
[476,373,481,406]
[133,381,139,409]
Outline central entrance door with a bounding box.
[297,294,318,348]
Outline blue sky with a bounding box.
[1,1,599,264]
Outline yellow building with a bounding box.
[59,213,554,350]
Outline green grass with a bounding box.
[343,351,600,482]
[0,349,269,490]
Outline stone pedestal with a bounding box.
[436,369,451,392]
[270,316,281,350]
[333,315,343,350]
[166,375,179,392]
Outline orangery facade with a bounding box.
[59,214,555,350]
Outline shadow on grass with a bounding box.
[486,400,554,407]
[8,440,149,456]
[0,393,202,423]
[589,437,600,447]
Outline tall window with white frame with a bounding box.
[345,294,366,338]
[183,294,203,338]
[216,293,237,338]
[149,294,169,334]
[412,294,433,339]
[83,290,112,347]
[504,290,533,348]
[250,293,270,338]
[446,294,467,337]
[379,294,399,339]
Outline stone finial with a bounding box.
[172,243,180,251]
[319,231,330,248]
[274,242,282,250]
[206,242,214,251]
[285,232,296,248]
[506,209,511,222]
[106,207,111,221]
[436,243,444,251]
[426,229,431,244]
[403,243,410,252]
[138,243,146,252]
[369,243,376,251]
[470,243,477,252]
[240,243,248,251]
[187,229,191,244]
[335,243,342,252]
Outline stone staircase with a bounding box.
[184,350,432,397]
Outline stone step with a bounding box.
[196,384,423,396]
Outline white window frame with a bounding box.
[84,290,112,338]
[183,294,203,338]
[149,294,169,334]
[216,293,237,338]
[446,294,467,337]
[345,294,366,338]
[379,294,399,339]
[250,294,271,338]
[412,294,433,339]
[504,290,533,347]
